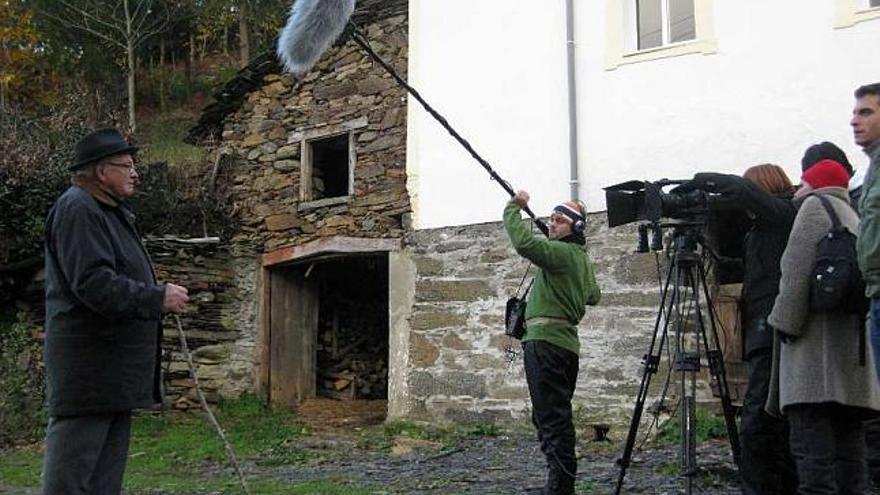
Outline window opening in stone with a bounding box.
[314,254,389,402]
[307,133,350,200]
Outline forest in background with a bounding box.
[0,0,289,267]
[0,0,296,445]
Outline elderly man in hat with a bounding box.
[504,190,601,495]
[42,128,189,494]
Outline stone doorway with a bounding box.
[258,237,409,420]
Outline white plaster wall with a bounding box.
[408,0,880,223]
[577,0,880,211]
[407,0,571,229]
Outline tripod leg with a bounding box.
[682,394,697,495]
[673,261,700,495]
[614,260,676,495]
[696,262,742,466]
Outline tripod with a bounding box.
[614,223,741,495]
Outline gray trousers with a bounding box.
[42,411,132,495]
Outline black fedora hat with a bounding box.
[69,128,139,170]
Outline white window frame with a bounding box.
[605,0,717,70]
[835,0,880,27]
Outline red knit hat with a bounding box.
[801,159,850,189]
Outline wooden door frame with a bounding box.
[256,236,401,403]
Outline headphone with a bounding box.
[554,200,587,234]
[572,201,586,234]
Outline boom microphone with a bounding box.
[277,0,356,76]
[275,0,549,236]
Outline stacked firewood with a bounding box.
[316,308,388,400]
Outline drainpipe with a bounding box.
[565,0,580,201]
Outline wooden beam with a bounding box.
[256,266,271,402]
[262,237,401,267]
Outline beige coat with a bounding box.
[766,187,880,416]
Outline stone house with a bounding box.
[184,0,742,426]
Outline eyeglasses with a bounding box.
[104,161,137,173]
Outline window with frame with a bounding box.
[834,0,880,28]
[636,0,696,50]
[301,133,352,202]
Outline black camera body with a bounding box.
[604,179,710,228]
[604,178,751,284]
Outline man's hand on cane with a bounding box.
[163,284,189,314]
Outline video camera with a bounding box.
[603,179,712,228]
[604,178,749,283]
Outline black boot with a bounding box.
[544,462,576,495]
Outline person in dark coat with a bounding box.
[684,164,798,494]
[42,128,189,495]
[767,160,880,494]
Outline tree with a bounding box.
[237,0,249,67]
[0,0,57,110]
[37,0,172,134]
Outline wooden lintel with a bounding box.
[262,237,401,267]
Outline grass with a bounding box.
[356,420,456,451]
[576,480,599,493]
[0,447,41,486]
[136,106,205,168]
[656,408,730,445]
[0,395,373,494]
[356,419,505,453]
[0,398,510,494]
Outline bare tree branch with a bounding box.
[56,0,128,40]
[38,0,174,135]
[40,9,126,49]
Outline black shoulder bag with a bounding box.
[810,193,868,364]
[505,278,534,340]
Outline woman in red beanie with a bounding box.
[767,158,880,493]
[795,159,852,198]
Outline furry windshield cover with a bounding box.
[277,0,357,76]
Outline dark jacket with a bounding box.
[44,184,165,416]
[690,173,796,357]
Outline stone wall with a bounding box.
[398,212,716,426]
[214,14,411,254]
[150,237,257,409]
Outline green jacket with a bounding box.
[503,203,601,354]
[857,141,880,297]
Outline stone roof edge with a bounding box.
[184,0,408,146]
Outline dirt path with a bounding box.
[253,398,742,494]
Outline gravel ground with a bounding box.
[258,430,741,494]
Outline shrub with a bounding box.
[0,310,46,446]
